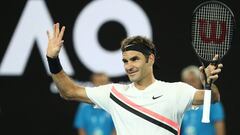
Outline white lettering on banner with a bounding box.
[73,0,152,77]
[0,0,152,77]
[0,0,74,75]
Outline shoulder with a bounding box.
[96,83,128,89]
[156,80,192,89]
[86,83,119,92]
[158,81,197,97]
[174,81,196,91]
[111,82,131,91]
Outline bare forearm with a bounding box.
[112,129,117,135]
[79,129,86,135]
[46,23,91,103]
[215,121,226,135]
[211,84,220,102]
[193,84,220,105]
[52,70,91,103]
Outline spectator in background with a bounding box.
[180,65,225,135]
[74,73,115,135]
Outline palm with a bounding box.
[47,23,65,58]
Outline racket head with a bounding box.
[191,0,235,63]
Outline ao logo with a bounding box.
[0,0,152,77]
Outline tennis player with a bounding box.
[46,23,223,135]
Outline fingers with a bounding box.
[54,23,65,40]
[207,63,223,83]
[211,68,221,75]
[208,74,219,81]
[53,23,57,37]
[199,61,223,84]
[47,23,65,40]
[199,66,204,71]
[212,54,219,61]
[217,63,223,69]
[60,40,64,47]
[58,26,65,40]
[55,23,60,37]
[47,30,54,39]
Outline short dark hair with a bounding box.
[121,36,155,53]
[121,36,156,62]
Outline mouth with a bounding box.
[127,70,138,76]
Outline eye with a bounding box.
[122,59,128,63]
[130,56,139,61]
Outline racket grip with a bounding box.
[201,90,211,123]
[204,83,211,90]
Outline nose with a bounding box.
[124,62,133,72]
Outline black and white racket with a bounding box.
[191,0,235,123]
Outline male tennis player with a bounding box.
[46,23,223,135]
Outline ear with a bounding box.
[148,54,155,64]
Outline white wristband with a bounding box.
[201,90,211,123]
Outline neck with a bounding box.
[134,73,155,90]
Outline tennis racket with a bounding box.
[191,0,235,123]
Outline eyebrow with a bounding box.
[122,56,140,63]
[122,58,127,63]
[129,56,139,61]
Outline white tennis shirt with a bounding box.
[86,80,197,135]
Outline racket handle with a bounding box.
[201,90,211,123]
[204,83,211,89]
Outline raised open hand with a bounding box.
[46,23,65,58]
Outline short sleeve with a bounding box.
[85,84,112,113]
[176,82,197,113]
[73,103,87,129]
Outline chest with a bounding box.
[110,90,178,122]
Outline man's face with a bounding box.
[122,51,152,82]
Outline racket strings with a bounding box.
[192,2,233,61]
